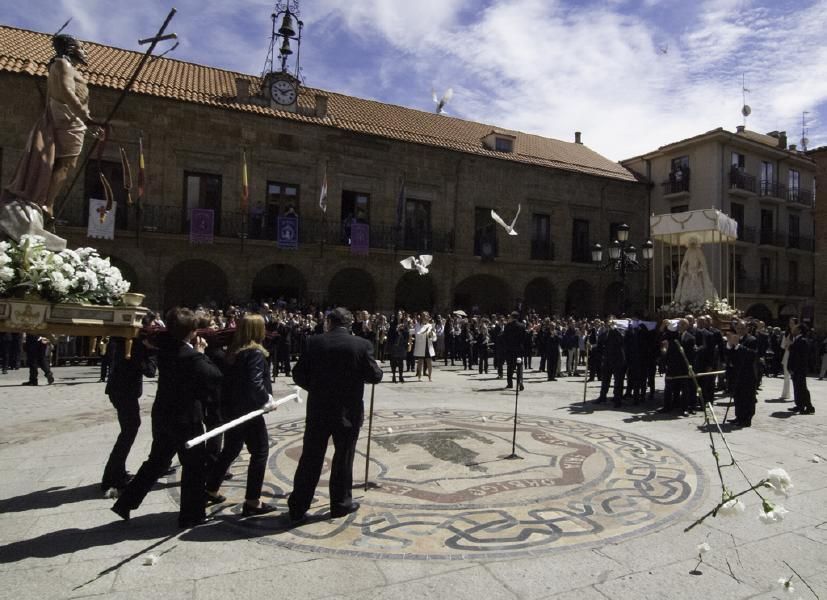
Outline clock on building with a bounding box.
[269,75,298,107]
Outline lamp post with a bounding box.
[591,224,654,315]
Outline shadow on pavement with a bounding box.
[0,481,178,514]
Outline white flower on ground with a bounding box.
[776,576,795,594]
[718,498,746,517]
[386,427,393,433]
[765,468,793,497]
[812,455,822,463]
[696,542,711,555]
[759,500,789,524]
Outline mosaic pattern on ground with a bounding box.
[186,409,705,560]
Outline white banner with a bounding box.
[87,198,116,240]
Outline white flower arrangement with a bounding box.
[765,468,794,497]
[0,235,131,305]
[658,297,739,319]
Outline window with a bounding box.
[341,190,370,244]
[789,260,798,284]
[495,137,513,153]
[788,169,800,202]
[571,219,591,263]
[788,213,800,249]
[183,171,222,233]
[760,209,774,244]
[530,213,551,260]
[404,198,431,251]
[474,207,498,258]
[258,181,299,239]
[760,257,772,293]
[731,152,745,169]
[730,202,745,240]
[670,205,689,214]
[85,160,129,230]
[760,161,774,195]
[668,156,690,193]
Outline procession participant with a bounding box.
[493,314,505,379]
[205,314,278,516]
[788,322,815,415]
[623,320,645,404]
[544,321,561,382]
[694,317,715,406]
[112,307,223,528]
[586,321,602,382]
[100,335,157,493]
[779,318,795,400]
[387,314,409,383]
[22,332,54,386]
[477,319,491,374]
[755,320,770,390]
[288,308,383,522]
[726,319,759,427]
[595,317,625,407]
[414,312,437,381]
[502,311,525,390]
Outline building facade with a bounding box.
[622,127,817,325]
[807,146,826,328]
[0,25,649,316]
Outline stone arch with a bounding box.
[524,278,555,314]
[328,268,377,311]
[453,274,510,314]
[251,263,307,303]
[602,281,628,317]
[107,256,139,293]
[395,272,436,312]
[745,303,773,323]
[163,259,228,310]
[565,279,596,317]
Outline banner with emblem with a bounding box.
[190,208,214,244]
[350,222,369,255]
[87,198,116,240]
[277,215,299,249]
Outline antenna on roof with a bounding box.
[54,18,72,36]
[740,73,751,127]
[801,111,810,151]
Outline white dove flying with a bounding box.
[491,204,521,236]
[432,87,454,115]
[400,254,433,275]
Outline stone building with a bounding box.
[807,146,826,328]
[622,127,817,325]
[0,25,648,315]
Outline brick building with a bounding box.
[0,25,648,315]
[622,127,817,325]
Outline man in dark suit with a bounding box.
[501,311,525,390]
[22,333,54,386]
[100,336,157,493]
[596,318,626,407]
[788,322,814,414]
[727,319,759,427]
[112,307,223,528]
[288,307,383,522]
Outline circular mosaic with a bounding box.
[184,409,704,560]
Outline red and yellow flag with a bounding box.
[137,135,146,202]
[241,150,249,213]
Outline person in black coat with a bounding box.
[112,307,223,528]
[545,323,561,381]
[596,319,626,407]
[726,320,759,427]
[788,322,814,414]
[387,314,409,383]
[288,307,383,522]
[206,314,278,516]
[22,333,54,386]
[100,335,157,492]
[501,311,525,390]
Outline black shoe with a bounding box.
[242,502,277,517]
[163,466,177,476]
[613,401,622,408]
[788,406,802,412]
[47,374,55,385]
[205,493,226,506]
[518,385,525,391]
[21,381,37,386]
[223,472,234,481]
[656,407,671,414]
[801,407,815,415]
[111,504,130,522]
[548,378,557,381]
[330,502,360,518]
[593,397,607,404]
[288,510,307,525]
[178,516,214,529]
[505,384,513,389]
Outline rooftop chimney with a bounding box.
[575,131,582,144]
[235,78,250,103]
[314,94,328,118]
[778,131,787,149]
[788,144,797,151]
[736,125,746,133]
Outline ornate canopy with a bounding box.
[649,209,738,246]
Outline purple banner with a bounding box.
[189,208,214,244]
[277,215,299,249]
[350,222,369,255]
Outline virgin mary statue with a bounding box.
[674,237,718,306]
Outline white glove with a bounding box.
[263,395,278,411]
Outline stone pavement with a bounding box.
[0,363,825,599]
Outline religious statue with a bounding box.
[673,236,718,306]
[0,33,101,251]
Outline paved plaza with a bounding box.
[0,363,825,599]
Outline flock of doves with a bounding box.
[400,204,521,276]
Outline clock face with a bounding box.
[271,79,297,106]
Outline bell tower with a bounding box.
[262,1,303,113]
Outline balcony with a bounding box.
[784,281,814,297]
[760,180,787,200]
[729,170,756,194]
[662,178,690,196]
[787,235,814,251]
[787,188,814,207]
[759,229,786,247]
[737,225,756,243]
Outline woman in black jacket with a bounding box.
[205,314,277,516]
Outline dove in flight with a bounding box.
[400,254,433,275]
[490,204,521,236]
[432,87,454,115]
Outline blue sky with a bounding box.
[4,0,826,160]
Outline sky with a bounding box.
[4,0,827,161]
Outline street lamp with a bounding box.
[591,224,653,315]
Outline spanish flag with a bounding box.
[241,150,249,213]
[137,135,146,204]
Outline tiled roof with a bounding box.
[0,25,636,182]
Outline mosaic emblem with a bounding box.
[180,409,704,560]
